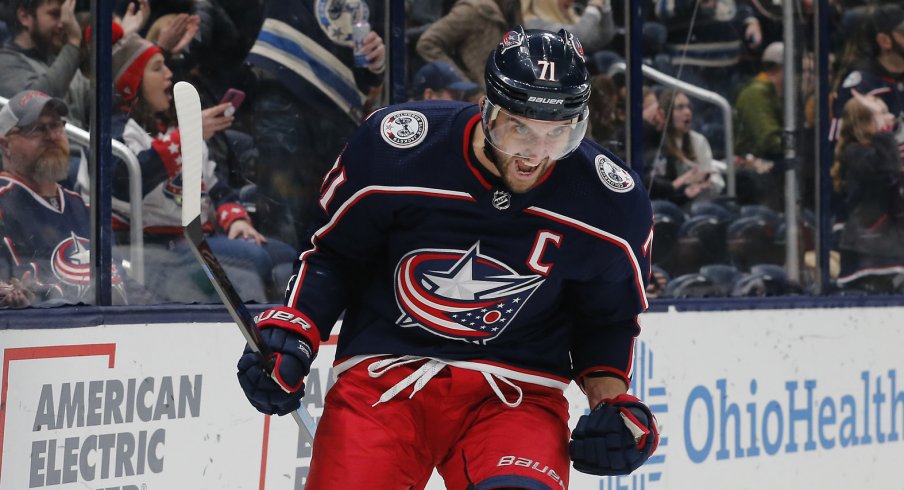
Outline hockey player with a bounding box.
[237,27,659,488]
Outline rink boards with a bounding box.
[2,305,904,489]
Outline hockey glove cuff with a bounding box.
[236,307,321,415]
[570,393,659,476]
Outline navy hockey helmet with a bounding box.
[484,26,591,122]
[482,26,591,161]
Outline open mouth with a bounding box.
[514,159,540,177]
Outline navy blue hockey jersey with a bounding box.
[0,174,129,305]
[286,101,653,389]
[832,62,904,156]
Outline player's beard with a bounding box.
[485,142,552,194]
[31,147,70,184]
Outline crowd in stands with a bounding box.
[1,0,904,308]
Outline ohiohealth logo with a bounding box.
[597,341,668,490]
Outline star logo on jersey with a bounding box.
[394,243,544,344]
[51,232,123,290]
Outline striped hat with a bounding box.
[112,32,162,102]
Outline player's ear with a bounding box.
[0,136,9,153]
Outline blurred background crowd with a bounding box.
[2,0,903,308]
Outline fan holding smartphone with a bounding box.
[220,88,245,117]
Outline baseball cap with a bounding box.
[761,42,784,65]
[0,90,69,136]
[412,62,480,96]
[872,4,904,35]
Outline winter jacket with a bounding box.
[416,0,510,89]
[838,132,904,258]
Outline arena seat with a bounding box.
[651,200,687,267]
[663,272,721,298]
[699,264,741,296]
[726,215,782,270]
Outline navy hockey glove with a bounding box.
[236,307,320,415]
[570,393,659,476]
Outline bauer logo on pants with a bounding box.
[381,110,428,148]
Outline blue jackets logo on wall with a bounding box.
[394,243,544,344]
[381,110,429,148]
[595,154,635,193]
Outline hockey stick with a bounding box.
[174,81,318,442]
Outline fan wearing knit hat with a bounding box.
[108,26,297,303]
[112,25,161,104]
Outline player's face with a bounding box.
[2,112,70,184]
[141,53,173,114]
[485,110,571,193]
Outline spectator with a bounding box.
[647,89,725,207]
[521,0,615,54]
[0,0,90,128]
[655,0,764,157]
[831,91,904,291]
[640,84,666,168]
[735,41,784,162]
[831,4,904,160]
[246,0,386,248]
[733,41,786,208]
[586,73,625,158]
[0,90,154,307]
[416,0,521,90]
[110,31,295,303]
[410,60,480,101]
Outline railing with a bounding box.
[0,95,144,283]
[609,62,736,197]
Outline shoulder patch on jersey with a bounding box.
[380,110,429,148]
[842,71,862,89]
[595,154,635,193]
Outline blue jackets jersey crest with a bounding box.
[0,174,129,304]
[285,101,653,387]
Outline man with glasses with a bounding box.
[0,90,150,307]
[236,27,659,488]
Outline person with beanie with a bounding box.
[109,28,295,304]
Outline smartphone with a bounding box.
[220,88,245,117]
